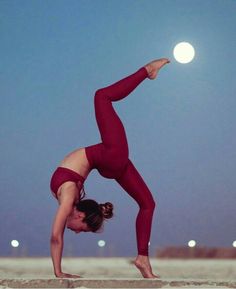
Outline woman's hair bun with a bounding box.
[99,202,114,219]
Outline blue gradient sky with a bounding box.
[0,0,235,257]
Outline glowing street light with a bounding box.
[232,241,236,248]
[188,240,196,248]
[11,240,19,248]
[98,240,106,247]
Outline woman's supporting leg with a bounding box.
[116,159,157,278]
[116,159,155,256]
[85,67,148,178]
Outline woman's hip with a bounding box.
[85,144,129,178]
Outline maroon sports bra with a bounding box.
[50,167,85,198]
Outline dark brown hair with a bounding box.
[75,199,113,232]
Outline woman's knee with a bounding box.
[147,198,156,211]
[94,88,106,100]
[140,197,156,212]
[150,199,156,211]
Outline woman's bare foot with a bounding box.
[134,255,160,278]
[145,58,170,79]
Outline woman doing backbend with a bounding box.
[50,58,170,278]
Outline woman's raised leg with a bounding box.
[85,58,170,178]
[86,67,148,178]
[94,58,170,149]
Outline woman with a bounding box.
[50,58,170,278]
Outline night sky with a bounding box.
[0,0,235,257]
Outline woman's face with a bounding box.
[66,209,90,234]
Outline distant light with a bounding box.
[11,240,19,248]
[233,241,236,248]
[148,242,151,246]
[188,240,196,248]
[98,240,106,247]
[173,42,195,64]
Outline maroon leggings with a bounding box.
[85,67,156,256]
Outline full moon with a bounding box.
[173,42,195,63]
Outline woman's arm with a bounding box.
[50,186,80,278]
[50,202,70,276]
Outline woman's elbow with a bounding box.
[50,235,62,245]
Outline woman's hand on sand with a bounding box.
[55,272,81,278]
